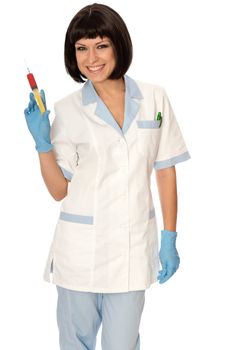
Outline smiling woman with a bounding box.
[23,3,190,350]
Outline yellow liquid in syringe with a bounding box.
[33,89,46,113]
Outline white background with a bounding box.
[0,0,231,349]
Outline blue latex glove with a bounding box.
[24,90,53,153]
[158,230,180,284]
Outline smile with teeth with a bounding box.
[87,65,105,72]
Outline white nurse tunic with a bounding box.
[43,74,190,293]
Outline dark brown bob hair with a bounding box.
[64,3,133,83]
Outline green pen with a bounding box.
[156,112,162,127]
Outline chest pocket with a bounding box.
[136,119,161,159]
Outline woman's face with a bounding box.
[75,36,116,83]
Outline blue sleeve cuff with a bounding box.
[154,151,191,170]
[59,167,73,181]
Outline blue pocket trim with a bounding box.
[59,211,94,225]
[137,120,160,129]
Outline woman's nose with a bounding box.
[87,48,98,64]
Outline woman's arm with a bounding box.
[24,91,69,201]
[155,166,177,231]
[38,150,69,201]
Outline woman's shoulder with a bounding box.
[131,76,168,99]
[54,88,83,111]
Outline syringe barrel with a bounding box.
[26,72,45,113]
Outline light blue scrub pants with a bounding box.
[56,286,145,350]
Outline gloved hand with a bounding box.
[24,90,53,152]
[158,229,180,284]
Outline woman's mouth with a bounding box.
[87,65,105,73]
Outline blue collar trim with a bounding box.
[82,75,143,105]
[81,75,143,135]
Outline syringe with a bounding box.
[25,61,46,114]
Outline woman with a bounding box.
[24,3,190,350]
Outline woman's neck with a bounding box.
[92,77,125,99]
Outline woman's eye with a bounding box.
[76,46,86,51]
[97,44,109,49]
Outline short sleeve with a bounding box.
[153,88,190,170]
[50,115,78,181]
